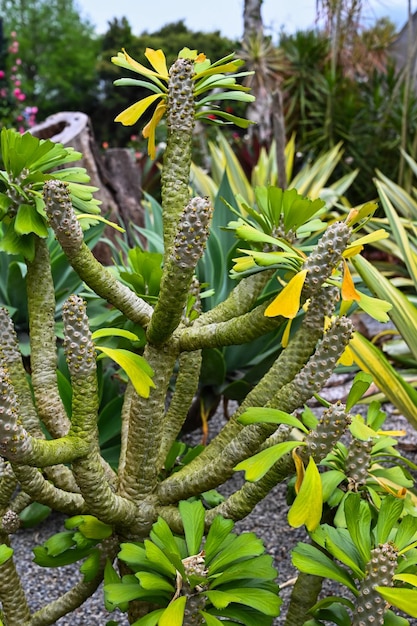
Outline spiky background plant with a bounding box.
[0,46,413,626]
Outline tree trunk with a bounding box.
[30,111,144,263]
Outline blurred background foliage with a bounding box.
[0,0,416,203]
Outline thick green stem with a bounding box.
[178,301,283,351]
[119,343,178,504]
[284,572,323,626]
[194,270,276,326]
[147,197,212,345]
[0,532,31,626]
[157,350,202,468]
[11,465,86,514]
[28,535,119,626]
[43,180,152,328]
[157,322,324,504]
[26,237,69,437]
[160,58,195,253]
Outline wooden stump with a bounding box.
[30,111,145,263]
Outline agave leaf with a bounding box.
[375,178,417,289]
[348,331,417,430]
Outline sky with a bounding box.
[77,0,416,40]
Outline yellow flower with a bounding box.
[113,47,254,160]
[264,269,308,319]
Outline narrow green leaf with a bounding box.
[375,496,404,544]
[136,571,174,593]
[179,500,205,556]
[80,549,101,582]
[345,372,373,411]
[321,470,346,502]
[144,540,177,577]
[150,517,181,560]
[292,543,357,593]
[394,515,417,551]
[92,328,139,342]
[393,573,417,586]
[199,612,223,626]
[314,527,365,578]
[209,554,276,588]
[96,347,155,398]
[353,254,417,363]
[66,515,112,540]
[0,544,13,565]
[104,582,145,605]
[159,596,187,626]
[131,609,165,626]
[234,441,303,482]
[238,407,308,433]
[204,516,235,565]
[374,587,417,617]
[344,493,371,564]
[205,588,281,616]
[208,533,265,574]
[349,414,378,440]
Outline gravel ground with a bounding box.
[9,387,417,626]
[8,306,417,625]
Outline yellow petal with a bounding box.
[122,48,167,79]
[338,344,354,366]
[343,244,363,258]
[341,260,361,302]
[115,94,162,126]
[144,48,169,79]
[142,102,166,159]
[265,270,307,319]
[281,318,293,348]
[345,229,389,252]
[292,449,305,494]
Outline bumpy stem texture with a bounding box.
[44,180,153,328]
[0,532,31,625]
[353,543,397,626]
[161,57,195,253]
[26,236,69,437]
[147,197,212,345]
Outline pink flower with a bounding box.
[0,70,5,79]
[0,88,7,97]
[17,93,26,101]
[14,80,21,87]
[102,141,109,149]
[10,31,17,38]
[13,87,21,96]
[16,58,22,65]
